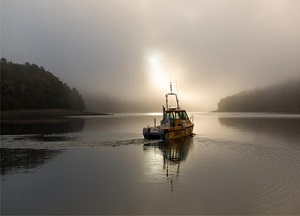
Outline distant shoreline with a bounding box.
[212,110,300,114]
[0,109,110,120]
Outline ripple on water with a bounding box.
[0,133,161,149]
[192,136,300,214]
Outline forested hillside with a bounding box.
[217,78,300,113]
[1,58,85,111]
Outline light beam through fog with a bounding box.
[1,0,300,112]
[147,52,170,92]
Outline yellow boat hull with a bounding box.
[163,125,194,140]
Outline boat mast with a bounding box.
[166,82,180,110]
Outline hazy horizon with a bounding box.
[2,0,300,112]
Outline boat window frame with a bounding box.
[165,111,174,119]
[180,111,189,120]
[175,112,180,120]
[165,111,189,120]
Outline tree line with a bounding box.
[1,58,85,111]
[217,78,300,113]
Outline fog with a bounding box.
[1,0,300,112]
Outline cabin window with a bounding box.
[180,111,189,119]
[166,113,170,119]
[170,112,174,119]
[166,112,174,119]
[175,112,180,119]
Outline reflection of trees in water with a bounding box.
[1,148,61,177]
[218,117,300,140]
[159,137,192,191]
[1,118,85,135]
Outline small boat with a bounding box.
[143,83,194,140]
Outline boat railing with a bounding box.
[165,93,180,110]
[189,115,194,123]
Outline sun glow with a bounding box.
[147,53,170,93]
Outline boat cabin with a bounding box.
[161,109,191,128]
[143,82,194,140]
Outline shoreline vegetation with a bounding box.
[212,110,300,114]
[0,59,108,121]
[0,109,109,120]
[1,59,85,111]
[217,78,300,113]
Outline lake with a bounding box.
[1,112,300,215]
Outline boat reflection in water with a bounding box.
[144,137,192,191]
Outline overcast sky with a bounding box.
[1,0,300,112]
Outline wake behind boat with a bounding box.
[143,83,194,140]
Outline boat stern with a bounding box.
[143,126,164,140]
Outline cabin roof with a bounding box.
[166,108,186,112]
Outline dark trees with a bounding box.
[1,59,85,111]
[217,79,300,113]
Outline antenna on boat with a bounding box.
[170,82,173,93]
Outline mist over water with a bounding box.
[1,112,300,215]
[2,1,300,213]
[2,0,300,111]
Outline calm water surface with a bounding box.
[1,112,300,215]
